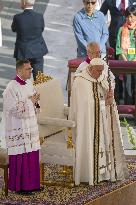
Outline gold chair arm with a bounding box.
[67,128,73,148]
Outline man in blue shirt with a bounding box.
[73,0,109,57]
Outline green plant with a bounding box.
[121,118,136,150]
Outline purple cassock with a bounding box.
[8,76,40,192]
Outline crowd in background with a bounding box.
[0,0,136,194]
[0,1,136,104]
[73,0,136,105]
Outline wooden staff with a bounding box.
[106,52,117,181]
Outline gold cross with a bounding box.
[99,148,104,158]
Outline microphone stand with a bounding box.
[105,50,117,181]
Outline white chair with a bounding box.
[0,148,8,196]
[0,117,8,196]
[34,74,75,186]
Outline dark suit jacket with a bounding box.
[100,0,135,38]
[11,9,48,59]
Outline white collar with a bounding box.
[25,6,33,10]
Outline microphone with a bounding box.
[107,47,115,60]
[102,47,115,63]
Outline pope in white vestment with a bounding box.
[69,58,129,186]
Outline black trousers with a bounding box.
[29,57,44,81]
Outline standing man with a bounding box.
[69,58,129,185]
[100,0,135,52]
[2,59,41,193]
[11,0,48,80]
[73,0,109,57]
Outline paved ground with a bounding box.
[0,0,136,153]
[42,0,81,101]
[0,0,82,112]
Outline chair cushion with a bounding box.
[68,58,136,73]
[0,148,8,165]
[117,105,135,114]
[68,58,85,68]
[41,131,75,166]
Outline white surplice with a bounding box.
[69,69,129,185]
[2,79,40,155]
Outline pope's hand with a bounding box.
[105,89,113,106]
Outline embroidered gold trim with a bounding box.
[93,82,100,185]
[110,105,117,180]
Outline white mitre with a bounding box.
[89,58,115,89]
[89,57,107,65]
[89,57,109,77]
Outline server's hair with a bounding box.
[16,59,30,69]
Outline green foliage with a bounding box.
[121,118,136,150]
